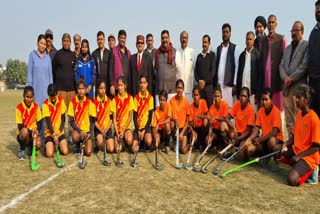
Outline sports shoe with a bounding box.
[18,150,25,160]
[26,147,32,156]
[221,152,233,161]
[74,144,80,154]
[94,146,99,154]
[68,136,74,145]
[271,162,280,173]
[307,166,319,185]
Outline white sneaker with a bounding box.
[307,166,319,185]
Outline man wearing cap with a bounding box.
[45,29,57,62]
[144,33,156,62]
[154,30,182,106]
[176,31,195,103]
[92,31,112,96]
[309,0,320,118]
[108,34,116,50]
[254,16,267,53]
[128,35,153,96]
[73,34,81,59]
[109,30,131,96]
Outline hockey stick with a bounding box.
[185,136,196,171]
[213,141,252,175]
[220,150,281,178]
[175,128,183,169]
[30,132,40,171]
[201,143,233,174]
[79,134,89,169]
[155,136,163,170]
[115,138,124,167]
[192,143,212,172]
[103,134,111,166]
[54,137,65,168]
[131,137,142,168]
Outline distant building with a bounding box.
[0,81,5,92]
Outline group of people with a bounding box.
[19,1,320,186]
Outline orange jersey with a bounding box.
[152,103,172,130]
[229,101,255,134]
[93,95,115,130]
[16,101,42,134]
[256,105,283,141]
[42,96,66,137]
[133,91,154,129]
[208,100,228,129]
[114,93,134,132]
[170,96,189,129]
[68,96,96,133]
[189,99,208,128]
[292,110,320,169]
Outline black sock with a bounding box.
[17,136,26,150]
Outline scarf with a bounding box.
[154,43,173,71]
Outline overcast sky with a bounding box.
[0,0,316,65]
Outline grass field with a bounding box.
[0,89,319,214]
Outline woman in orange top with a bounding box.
[189,87,208,150]
[170,79,189,154]
[205,87,229,148]
[243,88,283,159]
[93,81,115,153]
[276,84,320,186]
[224,87,255,160]
[152,89,172,152]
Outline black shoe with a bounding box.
[94,146,99,154]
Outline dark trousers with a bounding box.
[310,79,320,117]
[200,84,214,108]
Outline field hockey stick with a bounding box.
[115,138,124,167]
[201,143,233,174]
[213,140,252,175]
[175,128,183,169]
[79,134,89,169]
[30,131,40,171]
[192,143,211,172]
[103,133,111,166]
[220,150,281,178]
[54,137,65,168]
[154,136,163,171]
[185,136,196,171]
[131,137,142,168]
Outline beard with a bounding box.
[316,12,320,22]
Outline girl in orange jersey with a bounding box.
[16,86,42,160]
[113,76,134,153]
[205,87,229,149]
[170,79,189,154]
[224,87,255,160]
[189,87,208,151]
[243,88,283,160]
[152,89,172,153]
[93,81,116,153]
[276,84,320,186]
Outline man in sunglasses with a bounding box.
[45,29,57,62]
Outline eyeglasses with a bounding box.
[46,35,53,39]
[290,29,302,32]
[137,42,144,45]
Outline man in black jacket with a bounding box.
[92,31,112,96]
[194,35,217,108]
[236,31,261,110]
